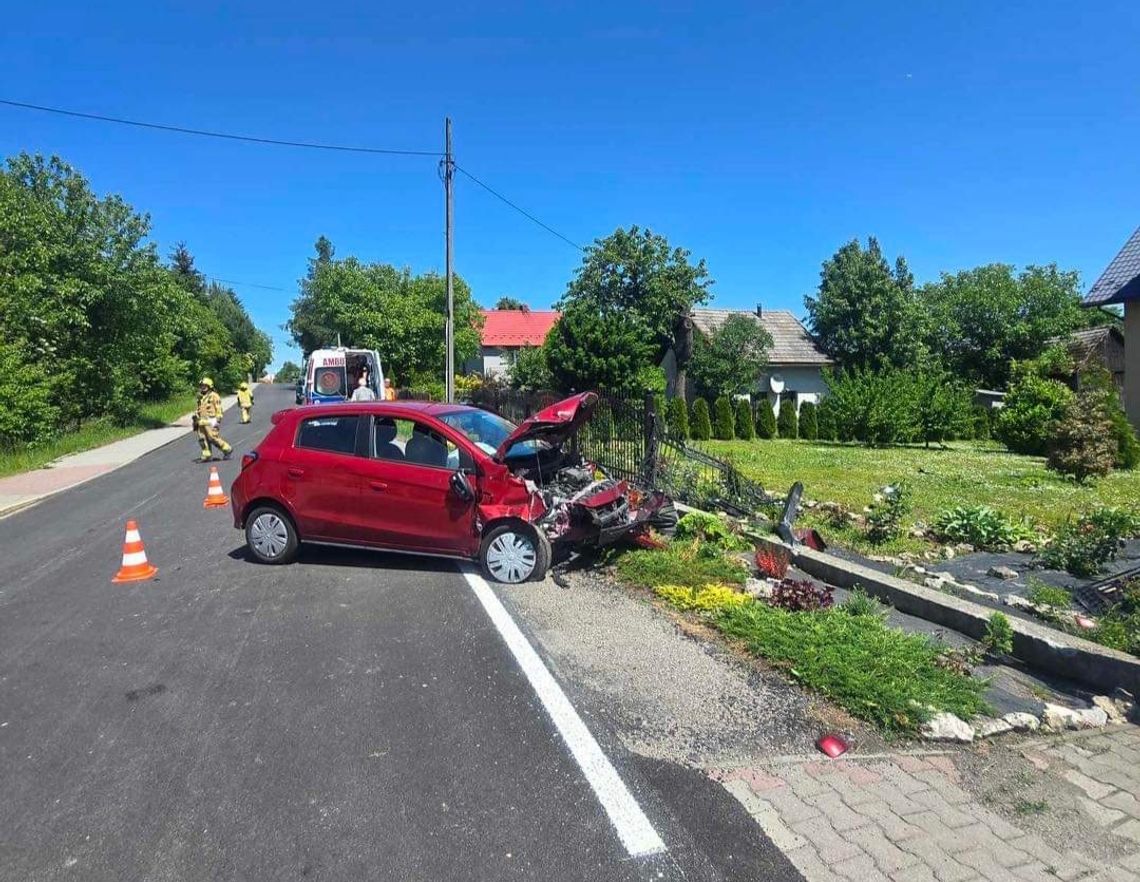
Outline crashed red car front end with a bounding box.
[230,391,674,583]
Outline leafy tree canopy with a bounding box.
[276,361,302,384]
[805,237,927,371]
[690,314,771,398]
[545,304,652,396]
[557,225,712,363]
[922,263,1089,390]
[287,238,482,386]
[494,296,528,311]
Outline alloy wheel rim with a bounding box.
[486,532,537,583]
[250,513,289,558]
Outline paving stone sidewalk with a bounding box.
[711,725,1140,882]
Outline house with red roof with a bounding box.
[465,309,561,377]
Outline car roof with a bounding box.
[290,400,474,418]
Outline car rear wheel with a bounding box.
[246,505,299,565]
[479,523,550,584]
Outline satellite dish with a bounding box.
[769,374,785,394]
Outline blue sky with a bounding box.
[3,1,1138,369]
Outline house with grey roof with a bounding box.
[661,306,833,415]
[1082,226,1140,429]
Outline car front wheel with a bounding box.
[479,523,551,584]
[245,505,299,565]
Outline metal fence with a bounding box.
[467,386,776,517]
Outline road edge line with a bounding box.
[461,568,666,859]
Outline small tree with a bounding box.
[735,399,755,440]
[665,397,689,439]
[799,401,819,440]
[777,400,798,439]
[690,398,712,440]
[1047,393,1117,483]
[713,397,736,440]
[816,401,837,441]
[909,369,971,447]
[754,399,777,439]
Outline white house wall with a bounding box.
[759,365,828,414]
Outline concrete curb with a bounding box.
[756,535,1140,695]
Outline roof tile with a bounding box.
[480,310,561,347]
[1085,226,1140,305]
[690,308,833,365]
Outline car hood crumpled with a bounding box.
[493,392,599,463]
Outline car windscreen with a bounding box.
[438,409,546,458]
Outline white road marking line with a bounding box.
[462,568,666,859]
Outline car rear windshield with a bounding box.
[438,409,545,458]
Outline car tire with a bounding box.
[648,500,679,538]
[479,523,551,584]
[245,505,299,565]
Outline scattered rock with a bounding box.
[974,717,1014,738]
[1093,695,1130,725]
[912,565,927,575]
[1074,615,1096,630]
[1003,594,1035,610]
[1042,703,1109,731]
[744,578,774,600]
[947,582,1000,602]
[924,576,947,591]
[954,543,975,555]
[987,565,1019,581]
[940,546,956,560]
[1013,539,1036,554]
[1002,712,1040,732]
[908,527,928,539]
[920,712,975,743]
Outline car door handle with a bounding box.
[368,481,388,492]
[287,467,305,479]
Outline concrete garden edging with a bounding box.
[755,535,1140,695]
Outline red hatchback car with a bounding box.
[230,392,674,583]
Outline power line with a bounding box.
[0,98,443,157]
[455,165,583,251]
[207,276,291,293]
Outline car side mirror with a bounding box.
[450,470,475,503]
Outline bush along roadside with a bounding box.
[613,537,988,734]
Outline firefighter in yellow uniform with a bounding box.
[236,382,254,424]
[195,378,233,462]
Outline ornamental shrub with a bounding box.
[676,511,750,552]
[690,398,712,440]
[798,401,819,440]
[654,582,751,613]
[1046,392,1117,483]
[776,399,798,439]
[734,398,755,440]
[754,399,777,439]
[1041,507,1140,577]
[931,505,1034,551]
[815,401,837,441]
[1080,365,1140,470]
[665,396,689,439]
[995,363,1074,455]
[970,405,992,441]
[865,483,911,544]
[770,578,834,612]
[713,396,735,440]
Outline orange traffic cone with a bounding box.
[203,466,229,508]
[112,520,158,583]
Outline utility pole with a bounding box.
[443,117,455,403]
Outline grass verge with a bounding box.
[713,601,988,733]
[0,394,197,479]
[614,541,988,734]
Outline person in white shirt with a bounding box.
[350,376,377,401]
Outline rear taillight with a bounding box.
[240,451,259,471]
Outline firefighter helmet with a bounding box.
[199,377,214,389]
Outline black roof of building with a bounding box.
[1084,226,1140,306]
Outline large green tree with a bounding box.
[287,239,481,386]
[0,153,261,443]
[805,237,927,371]
[921,263,1088,390]
[557,226,712,398]
[494,296,528,310]
[545,305,652,395]
[689,314,772,398]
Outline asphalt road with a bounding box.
[0,385,799,881]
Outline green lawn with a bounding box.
[0,393,198,479]
[706,438,1140,544]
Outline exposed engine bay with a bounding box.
[515,452,676,548]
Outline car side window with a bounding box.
[371,417,473,471]
[296,415,360,455]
